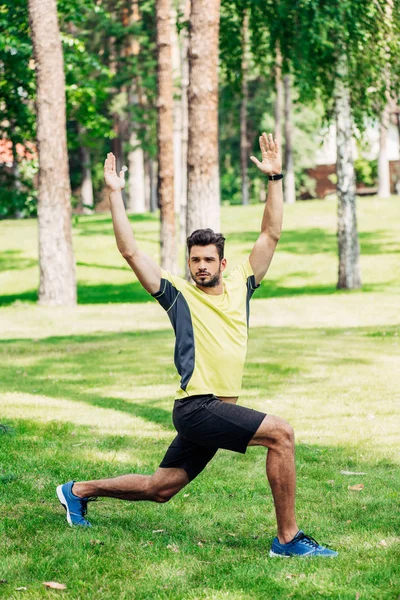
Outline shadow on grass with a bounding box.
[0,325,384,434]
[0,417,399,600]
[0,330,176,431]
[73,212,158,237]
[0,278,390,307]
[228,228,400,256]
[0,281,153,306]
[0,250,37,272]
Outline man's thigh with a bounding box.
[173,395,266,454]
[159,433,218,482]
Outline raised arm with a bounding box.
[104,153,161,294]
[249,132,283,285]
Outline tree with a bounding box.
[28,0,76,305]
[125,0,146,214]
[187,0,221,234]
[378,0,394,199]
[156,0,177,272]
[178,0,190,246]
[240,9,250,205]
[335,54,361,288]
[283,74,295,204]
[254,0,396,289]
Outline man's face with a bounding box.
[188,244,227,288]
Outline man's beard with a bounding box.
[192,270,221,288]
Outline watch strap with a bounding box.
[268,173,283,181]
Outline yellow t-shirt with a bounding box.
[152,259,259,399]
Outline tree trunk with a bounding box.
[150,159,158,213]
[126,0,146,214]
[274,44,283,149]
[283,74,296,204]
[127,127,146,213]
[28,0,77,306]
[378,0,393,199]
[81,144,94,213]
[186,0,221,235]
[180,0,190,279]
[144,153,151,211]
[171,3,182,217]
[156,0,177,272]
[240,9,250,206]
[378,103,391,198]
[335,55,361,290]
[77,123,94,214]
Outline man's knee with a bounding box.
[251,415,295,449]
[148,468,189,503]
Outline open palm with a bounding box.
[104,152,125,191]
[250,132,282,176]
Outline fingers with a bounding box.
[104,152,116,172]
[119,169,125,181]
[259,135,267,154]
[250,156,262,169]
[260,132,279,154]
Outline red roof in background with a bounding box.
[0,139,37,163]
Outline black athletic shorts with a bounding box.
[159,394,267,481]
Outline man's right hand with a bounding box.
[104,152,125,191]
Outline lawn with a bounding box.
[0,197,399,599]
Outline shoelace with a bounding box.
[81,496,97,516]
[296,532,320,548]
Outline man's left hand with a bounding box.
[250,132,282,176]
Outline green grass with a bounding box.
[0,197,400,599]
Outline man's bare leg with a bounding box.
[249,415,299,544]
[73,467,189,503]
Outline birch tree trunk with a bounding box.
[157,0,177,272]
[187,0,221,234]
[378,103,391,198]
[378,0,393,199]
[28,0,77,306]
[240,9,250,206]
[77,123,94,214]
[283,74,296,204]
[81,144,94,213]
[335,55,361,290]
[127,131,146,213]
[126,0,146,214]
[274,44,283,149]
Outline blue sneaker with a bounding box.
[270,530,338,557]
[56,481,94,527]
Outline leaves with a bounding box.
[348,484,364,491]
[43,582,67,590]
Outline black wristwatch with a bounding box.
[268,173,284,181]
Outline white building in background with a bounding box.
[315,120,400,165]
[307,119,400,198]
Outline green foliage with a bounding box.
[250,0,399,128]
[354,158,378,188]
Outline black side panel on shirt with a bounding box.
[246,274,260,328]
[152,278,195,391]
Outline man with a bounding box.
[57,133,337,558]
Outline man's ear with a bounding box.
[221,258,227,272]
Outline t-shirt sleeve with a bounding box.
[151,269,188,311]
[228,259,260,298]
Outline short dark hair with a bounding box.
[187,228,225,261]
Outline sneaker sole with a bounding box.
[56,485,73,526]
[270,549,337,558]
